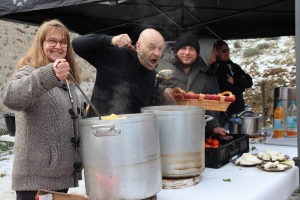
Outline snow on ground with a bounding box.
[0,150,15,199]
[0,148,87,199]
[227,36,295,87]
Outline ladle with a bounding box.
[69,74,102,120]
[130,45,174,80]
[159,69,175,80]
[130,45,160,74]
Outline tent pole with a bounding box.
[293,0,300,191]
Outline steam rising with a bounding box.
[108,83,131,114]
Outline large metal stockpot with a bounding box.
[79,113,162,200]
[141,105,212,178]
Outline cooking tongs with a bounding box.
[68,74,102,120]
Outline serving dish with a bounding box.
[231,159,264,167]
[231,158,263,167]
[256,163,292,172]
[256,154,290,162]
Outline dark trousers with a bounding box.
[16,189,68,200]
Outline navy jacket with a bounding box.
[216,60,253,118]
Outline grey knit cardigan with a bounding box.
[0,64,82,191]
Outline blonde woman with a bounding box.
[0,19,82,200]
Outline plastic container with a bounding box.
[273,102,285,138]
[286,101,297,137]
[3,113,16,136]
[205,134,249,168]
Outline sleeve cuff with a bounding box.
[39,63,61,90]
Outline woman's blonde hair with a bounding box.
[14,19,80,84]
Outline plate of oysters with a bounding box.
[232,153,264,167]
[256,161,292,172]
[256,150,290,162]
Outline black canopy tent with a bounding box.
[0,0,295,41]
[0,0,300,188]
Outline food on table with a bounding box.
[205,143,211,148]
[257,149,286,161]
[205,138,220,148]
[263,161,286,170]
[205,138,213,145]
[223,179,231,182]
[251,146,257,151]
[102,114,127,120]
[235,153,262,165]
[211,139,219,146]
[172,87,236,102]
[172,87,236,112]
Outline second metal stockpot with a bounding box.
[141,105,212,178]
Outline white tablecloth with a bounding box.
[2,135,299,200]
[157,143,299,200]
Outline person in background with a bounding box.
[215,40,253,131]
[198,38,221,121]
[0,19,82,200]
[157,32,227,136]
[72,29,165,117]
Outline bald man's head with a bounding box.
[138,28,163,42]
[136,28,165,70]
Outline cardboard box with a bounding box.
[36,190,90,200]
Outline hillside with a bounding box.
[226,36,296,117]
[0,20,296,117]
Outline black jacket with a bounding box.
[216,60,253,118]
[72,34,159,117]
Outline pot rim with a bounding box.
[79,113,156,126]
[141,105,205,115]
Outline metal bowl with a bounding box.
[159,69,174,80]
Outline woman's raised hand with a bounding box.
[53,59,70,80]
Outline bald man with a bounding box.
[72,29,165,117]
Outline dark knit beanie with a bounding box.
[173,32,200,55]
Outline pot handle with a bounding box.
[91,124,121,137]
[205,115,214,122]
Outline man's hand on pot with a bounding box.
[212,127,227,136]
[164,88,177,104]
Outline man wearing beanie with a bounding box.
[157,32,227,136]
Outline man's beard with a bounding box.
[182,63,191,68]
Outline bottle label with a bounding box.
[273,119,284,130]
[287,116,297,129]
